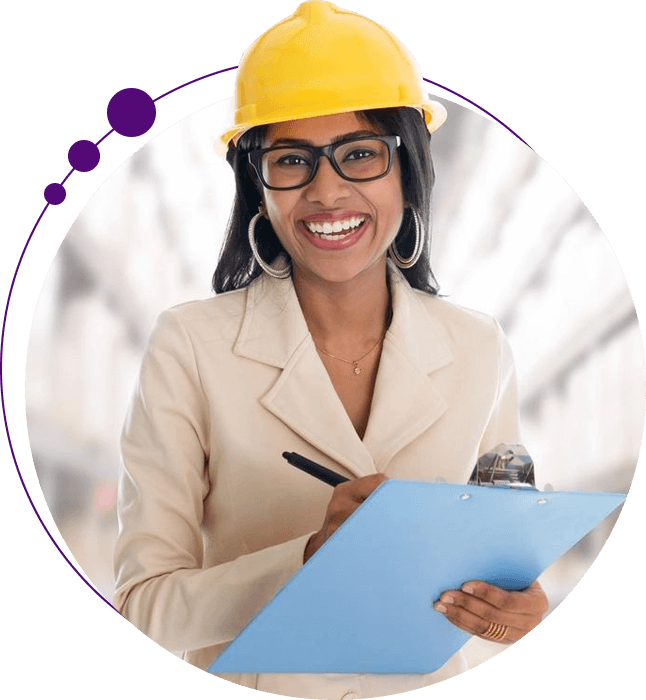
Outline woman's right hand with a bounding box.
[304,473,388,562]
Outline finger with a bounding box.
[326,475,386,524]
[433,599,520,643]
[335,473,387,503]
[434,582,546,640]
[459,580,549,616]
[435,590,522,628]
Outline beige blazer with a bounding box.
[114,263,520,699]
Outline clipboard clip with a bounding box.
[468,444,537,490]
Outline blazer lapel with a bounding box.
[261,340,377,478]
[362,265,453,472]
[233,266,453,478]
[234,273,375,479]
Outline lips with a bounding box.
[299,211,369,247]
[298,215,369,251]
[304,216,366,239]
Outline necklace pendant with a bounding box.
[353,363,361,375]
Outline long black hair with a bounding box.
[212,106,439,295]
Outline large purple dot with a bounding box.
[68,140,100,172]
[44,183,66,205]
[107,88,156,137]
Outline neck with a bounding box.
[292,258,391,353]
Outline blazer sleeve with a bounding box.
[478,319,522,454]
[113,310,311,654]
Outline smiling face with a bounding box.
[260,112,405,287]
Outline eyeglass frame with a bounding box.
[247,134,402,191]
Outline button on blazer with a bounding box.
[114,262,520,698]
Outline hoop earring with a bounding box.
[389,207,424,269]
[248,212,291,279]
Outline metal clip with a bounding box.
[468,444,537,490]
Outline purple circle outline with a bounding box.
[1,66,529,613]
[423,78,531,149]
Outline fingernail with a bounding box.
[462,585,474,594]
[434,603,447,614]
[440,594,455,604]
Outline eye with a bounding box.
[343,148,377,162]
[275,152,312,167]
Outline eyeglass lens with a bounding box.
[261,138,391,189]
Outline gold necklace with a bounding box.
[315,307,392,376]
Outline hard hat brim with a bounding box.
[217,98,447,156]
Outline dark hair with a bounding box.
[212,106,439,295]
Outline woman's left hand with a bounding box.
[433,580,549,643]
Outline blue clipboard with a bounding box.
[208,480,625,674]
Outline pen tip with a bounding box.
[282,452,291,459]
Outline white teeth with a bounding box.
[304,217,366,236]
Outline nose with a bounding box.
[304,155,351,206]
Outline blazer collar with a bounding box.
[234,263,453,477]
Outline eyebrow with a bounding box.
[267,130,380,148]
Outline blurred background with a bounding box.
[25,97,645,668]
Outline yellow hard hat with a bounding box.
[220,0,447,149]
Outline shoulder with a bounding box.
[412,289,504,347]
[154,286,250,349]
[407,290,516,398]
[407,288,514,381]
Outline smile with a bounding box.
[302,216,366,240]
[298,215,369,251]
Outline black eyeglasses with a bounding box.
[248,135,401,191]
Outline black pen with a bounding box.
[282,451,350,487]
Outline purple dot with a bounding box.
[44,183,66,205]
[107,88,156,137]
[68,140,100,172]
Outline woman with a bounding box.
[114,2,548,697]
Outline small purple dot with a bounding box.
[68,140,100,172]
[44,183,66,205]
[107,88,156,137]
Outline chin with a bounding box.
[298,255,386,286]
